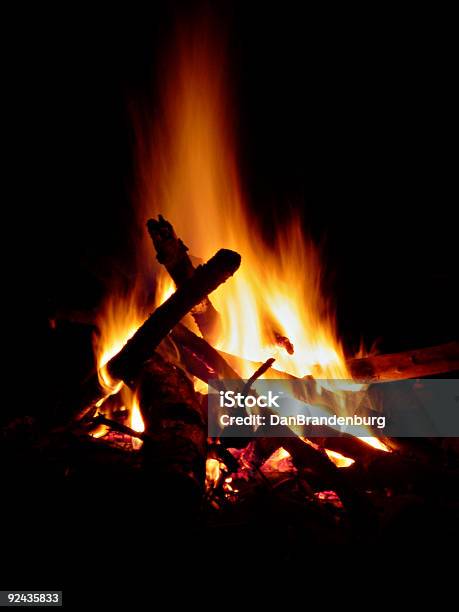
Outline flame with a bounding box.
[205,458,221,490]
[94,291,146,399]
[90,18,388,455]
[155,275,175,306]
[130,397,145,434]
[302,438,355,468]
[92,290,147,447]
[263,445,354,472]
[324,449,355,468]
[357,437,389,452]
[272,447,291,461]
[135,24,388,450]
[138,26,346,381]
[130,394,145,450]
[261,447,295,474]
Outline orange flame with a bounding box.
[92,290,149,439]
[130,394,145,450]
[324,449,355,468]
[136,23,388,450]
[138,26,346,381]
[205,458,221,490]
[91,18,388,454]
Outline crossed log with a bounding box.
[64,215,457,521]
[67,248,240,421]
[218,342,459,384]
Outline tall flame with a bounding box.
[137,21,347,381]
[91,17,387,452]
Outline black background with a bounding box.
[6,1,458,407]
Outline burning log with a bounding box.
[135,353,207,500]
[169,327,391,459]
[218,341,459,382]
[347,341,459,382]
[315,434,388,463]
[171,323,242,385]
[147,215,221,343]
[67,248,241,421]
[251,427,376,530]
[91,413,148,444]
[242,358,276,394]
[110,249,240,383]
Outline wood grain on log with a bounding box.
[218,341,459,383]
[347,341,459,382]
[171,323,242,385]
[136,353,207,496]
[147,215,221,343]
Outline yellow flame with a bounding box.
[90,19,388,454]
[94,290,146,398]
[324,449,355,468]
[130,394,145,450]
[139,29,346,382]
[130,397,145,433]
[91,424,109,439]
[357,437,390,452]
[302,438,355,468]
[205,458,221,490]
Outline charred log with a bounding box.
[135,353,207,503]
[274,332,294,355]
[347,341,459,382]
[67,248,241,422]
[251,426,377,531]
[171,322,242,385]
[218,341,459,382]
[147,215,221,342]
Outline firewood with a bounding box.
[109,249,240,382]
[274,332,294,354]
[91,413,148,444]
[251,426,376,530]
[147,215,221,342]
[169,330,389,458]
[219,341,459,382]
[242,358,276,394]
[347,341,459,382]
[67,248,241,422]
[136,353,207,496]
[171,323,242,384]
[316,434,387,463]
[178,344,223,390]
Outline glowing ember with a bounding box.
[90,424,109,439]
[324,449,355,468]
[302,438,355,468]
[315,490,343,508]
[358,437,390,452]
[261,447,295,474]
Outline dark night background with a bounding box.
[2,1,457,596]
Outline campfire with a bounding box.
[55,24,457,534]
[5,15,458,562]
